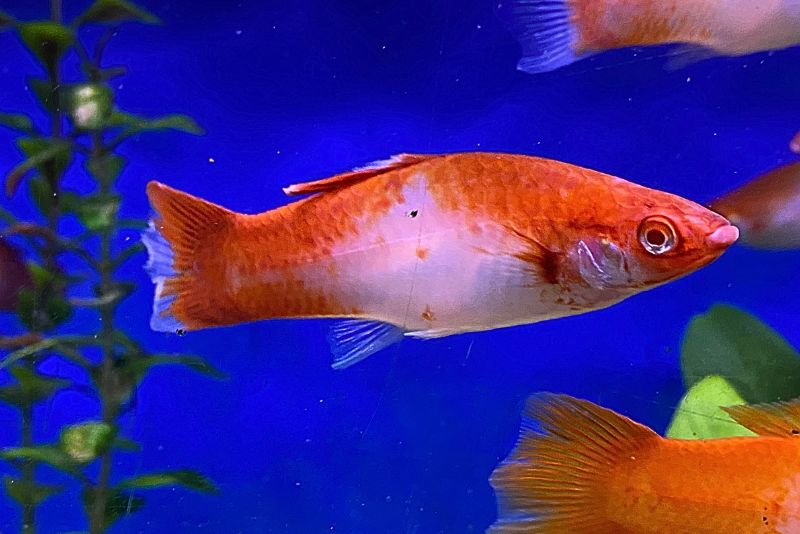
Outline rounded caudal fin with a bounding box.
[142,181,237,333]
[488,393,658,533]
[497,0,590,74]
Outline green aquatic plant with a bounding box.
[0,1,222,532]
[668,303,800,439]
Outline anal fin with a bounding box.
[327,320,406,370]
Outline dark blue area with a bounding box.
[1,1,799,532]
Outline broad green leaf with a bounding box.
[4,476,62,506]
[59,422,116,463]
[86,154,125,186]
[76,0,161,25]
[18,22,75,70]
[83,488,145,529]
[116,469,216,493]
[65,83,113,131]
[109,111,204,136]
[681,304,800,403]
[666,375,755,439]
[1,445,78,473]
[0,112,35,134]
[6,138,72,197]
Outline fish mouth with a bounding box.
[705,223,739,249]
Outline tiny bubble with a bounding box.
[686,76,691,82]
[235,30,243,35]
[208,157,215,163]
[476,24,482,29]
[381,45,386,50]
[295,481,301,486]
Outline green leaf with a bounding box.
[0,338,60,369]
[665,375,755,440]
[110,111,204,136]
[16,286,73,332]
[4,476,62,506]
[116,469,217,493]
[18,22,75,70]
[64,193,120,232]
[1,445,78,473]
[6,138,72,197]
[59,422,116,463]
[681,304,800,403]
[65,83,114,131]
[0,366,70,407]
[83,487,145,529]
[112,436,141,452]
[129,353,227,380]
[86,154,126,186]
[76,0,161,26]
[27,77,58,113]
[0,113,35,134]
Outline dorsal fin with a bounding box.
[282,153,437,196]
[489,393,658,533]
[721,398,800,437]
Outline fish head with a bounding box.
[569,189,738,291]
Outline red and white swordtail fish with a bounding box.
[499,0,800,74]
[142,152,737,369]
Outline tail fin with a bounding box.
[143,181,237,333]
[488,393,658,533]
[497,0,588,74]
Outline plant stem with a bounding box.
[87,131,120,534]
[17,2,67,532]
[20,404,34,533]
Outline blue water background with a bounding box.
[1,1,799,532]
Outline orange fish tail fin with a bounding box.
[498,0,589,74]
[143,181,239,333]
[489,393,658,533]
[722,397,800,437]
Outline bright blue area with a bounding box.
[1,1,799,532]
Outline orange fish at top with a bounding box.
[489,393,800,533]
[143,153,737,368]
[499,0,800,73]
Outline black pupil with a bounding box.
[646,229,667,247]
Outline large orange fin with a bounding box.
[143,181,238,333]
[722,398,800,437]
[489,393,658,533]
[282,153,437,196]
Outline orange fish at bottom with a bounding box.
[489,394,800,533]
[143,152,737,368]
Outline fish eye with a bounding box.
[638,216,677,255]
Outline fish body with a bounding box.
[0,238,32,312]
[490,394,800,533]
[500,0,800,73]
[710,162,800,249]
[144,153,736,368]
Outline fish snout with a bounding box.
[705,223,739,249]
